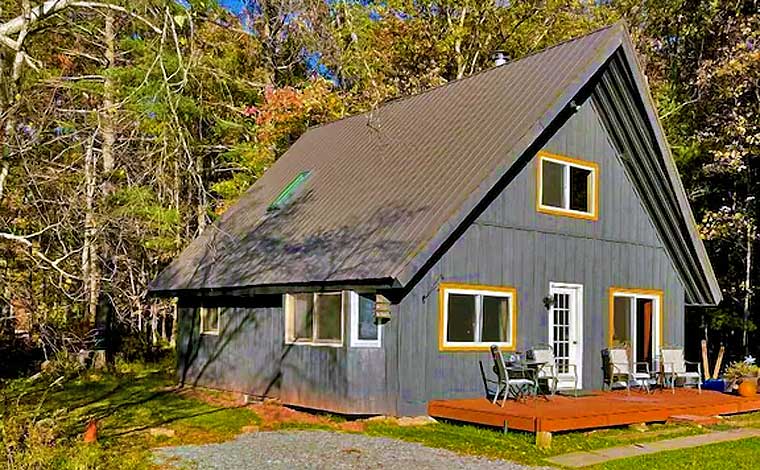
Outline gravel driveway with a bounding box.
[154,430,545,469]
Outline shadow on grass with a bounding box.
[16,368,257,443]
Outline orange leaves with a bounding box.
[255,85,305,126]
[251,78,343,145]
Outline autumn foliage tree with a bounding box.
[0,0,757,365]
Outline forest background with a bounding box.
[0,0,757,370]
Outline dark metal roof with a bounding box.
[149,22,720,305]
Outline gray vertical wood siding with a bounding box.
[176,96,686,417]
[176,296,394,415]
[395,98,685,415]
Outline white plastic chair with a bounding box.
[528,344,578,396]
[659,347,702,394]
[603,347,651,393]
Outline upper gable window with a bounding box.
[537,152,598,220]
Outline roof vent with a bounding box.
[491,51,510,67]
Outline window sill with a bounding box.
[440,342,515,352]
[350,339,382,348]
[537,204,597,221]
[200,331,219,336]
[285,340,343,348]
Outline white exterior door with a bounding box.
[548,283,583,389]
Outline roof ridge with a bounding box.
[301,21,622,134]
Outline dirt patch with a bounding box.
[176,386,243,408]
[179,386,367,432]
[249,401,367,432]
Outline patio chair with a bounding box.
[489,345,538,406]
[527,344,578,396]
[601,347,651,393]
[658,347,702,394]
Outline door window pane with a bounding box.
[447,294,476,342]
[636,298,654,365]
[541,160,565,208]
[481,296,510,342]
[315,293,342,341]
[569,166,591,212]
[358,294,378,341]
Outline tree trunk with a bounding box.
[82,139,99,324]
[150,302,158,345]
[196,152,207,233]
[743,221,753,354]
[170,301,177,348]
[101,8,116,173]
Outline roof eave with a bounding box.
[147,276,400,298]
[617,33,722,305]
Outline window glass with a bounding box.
[569,166,591,212]
[292,293,313,340]
[201,307,220,334]
[612,296,631,344]
[268,171,311,211]
[481,296,510,343]
[447,294,476,342]
[315,293,342,341]
[358,294,378,341]
[636,298,654,365]
[541,159,565,208]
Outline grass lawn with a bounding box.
[3,363,759,469]
[1,361,259,469]
[364,419,707,466]
[590,437,760,469]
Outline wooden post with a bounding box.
[713,346,725,379]
[701,340,710,381]
[536,431,552,449]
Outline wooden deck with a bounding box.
[428,389,760,433]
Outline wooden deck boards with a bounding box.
[428,389,760,433]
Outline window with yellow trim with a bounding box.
[609,288,662,367]
[537,153,598,219]
[440,285,516,350]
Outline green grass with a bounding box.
[4,365,760,469]
[364,420,707,466]
[1,362,260,469]
[591,437,760,469]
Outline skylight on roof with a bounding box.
[267,170,311,212]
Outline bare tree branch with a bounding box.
[0,230,81,280]
[70,2,162,34]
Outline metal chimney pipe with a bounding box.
[491,51,509,67]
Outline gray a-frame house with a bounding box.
[150,23,720,416]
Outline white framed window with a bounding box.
[285,292,344,346]
[349,292,382,347]
[200,307,220,335]
[439,283,517,351]
[537,151,598,220]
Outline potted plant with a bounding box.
[724,360,759,397]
